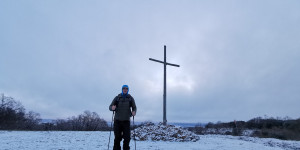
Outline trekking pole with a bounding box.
[108,111,114,150]
[133,116,136,150]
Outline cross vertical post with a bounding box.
[163,45,167,125]
[149,45,180,125]
[1,93,4,108]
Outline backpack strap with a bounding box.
[115,94,133,107]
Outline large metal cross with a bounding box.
[149,45,180,125]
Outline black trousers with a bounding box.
[113,120,131,150]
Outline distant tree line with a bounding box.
[189,116,300,141]
[0,94,41,130]
[48,110,109,131]
[0,94,108,131]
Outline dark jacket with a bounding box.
[109,93,137,121]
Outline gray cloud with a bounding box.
[1,0,300,123]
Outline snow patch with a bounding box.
[132,122,200,142]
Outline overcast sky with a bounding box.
[1,0,300,123]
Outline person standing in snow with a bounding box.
[109,85,137,150]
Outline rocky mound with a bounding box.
[131,122,200,142]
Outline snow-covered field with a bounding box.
[0,131,300,150]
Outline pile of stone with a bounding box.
[131,122,200,142]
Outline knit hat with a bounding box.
[122,85,129,95]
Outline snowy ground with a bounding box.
[0,131,300,150]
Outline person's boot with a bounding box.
[123,138,130,150]
[113,139,121,150]
[123,145,130,150]
[113,145,121,150]
[123,121,131,150]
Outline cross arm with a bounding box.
[149,58,180,67]
[149,58,164,64]
[166,62,180,67]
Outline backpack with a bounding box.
[115,94,133,108]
